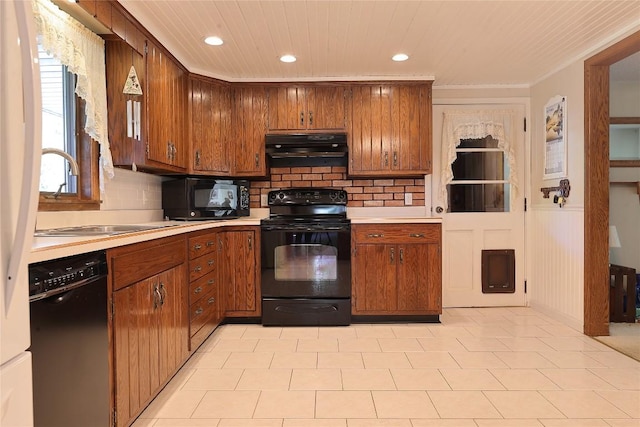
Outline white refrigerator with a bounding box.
[1,1,42,426]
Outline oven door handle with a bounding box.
[261,225,349,232]
[274,304,339,313]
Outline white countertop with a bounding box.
[30,213,442,264]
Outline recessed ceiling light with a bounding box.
[280,54,297,63]
[392,53,409,62]
[204,36,223,46]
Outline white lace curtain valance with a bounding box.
[32,0,114,191]
[440,109,519,210]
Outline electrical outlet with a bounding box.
[261,194,268,206]
[404,193,413,205]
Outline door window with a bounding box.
[448,136,510,212]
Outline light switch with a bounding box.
[404,193,412,205]
[261,194,268,206]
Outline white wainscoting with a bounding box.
[528,206,585,331]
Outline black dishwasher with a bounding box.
[29,251,109,427]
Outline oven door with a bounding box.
[261,224,351,299]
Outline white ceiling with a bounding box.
[118,1,640,86]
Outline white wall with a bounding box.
[528,60,585,330]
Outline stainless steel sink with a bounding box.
[34,224,174,237]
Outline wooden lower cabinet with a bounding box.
[351,224,442,316]
[109,236,188,427]
[187,230,223,350]
[219,227,261,317]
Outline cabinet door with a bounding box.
[105,40,145,167]
[113,276,159,427]
[157,265,188,381]
[233,86,268,176]
[306,86,347,130]
[349,85,390,174]
[267,86,306,130]
[396,243,439,313]
[221,230,259,316]
[190,78,231,174]
[349,83,432,176]
[145,40,186,171]
[352,243,396,314]
[170,57,187,169]
[391,85,431,174]
[145,40,167,166]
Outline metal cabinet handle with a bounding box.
[206,241,215,247]
[207,297,216,305]
[390,247,395,263]
[399,248,404,264]
[367,233,384,238]
[194,244,202,250]
[393,151,397,167]
[309,111,313,126]
[300,111,304,126]
[409,233,424,238]
[153,283,160,309]
[207,279,215,285]
[195,150,201,166]
[255,153,259,168]
[194,307,204,315]
[194,286,203,294]
[194,265,202,273]
[248,235,252,250]
[384,152,389,166]
[159,282,166,306]
[208,259,214,266]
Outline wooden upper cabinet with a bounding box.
[232,86,269,177]
[189,76,232,175]
[267,85,347,131]
[348,83,432,177]
[146,40,187,171]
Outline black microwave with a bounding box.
[162,178,250,220]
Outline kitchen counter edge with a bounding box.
[30,215,443,264]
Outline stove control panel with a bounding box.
[268,188,347,206]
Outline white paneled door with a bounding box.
[432,103,527,307]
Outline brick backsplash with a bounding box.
[249,166,425,208]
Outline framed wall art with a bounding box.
[543,95,567,179]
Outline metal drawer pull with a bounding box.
[208,259,214,266]
[207,297,215,304]
[367,233,384,238]
[400,248,404,264]
[390,247,395,263]
[206,241,215,247]
[207,279,215,285]
[194,286,202,294]
[409,233,424,238]
[193,244,202,250]
[194,307,204,315]
[193,266,202,273]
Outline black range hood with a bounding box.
[265,133,348,167]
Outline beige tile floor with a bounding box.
[133,307,640,427]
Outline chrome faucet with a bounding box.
[42,148,80,198]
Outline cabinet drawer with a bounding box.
[189,255,216,282]
[353,224,441,244]
[190,288,219,337]
[110,236,186,291]
[189,272,216,303]
[188,233,218,259]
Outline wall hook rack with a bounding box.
[540,178,571,199]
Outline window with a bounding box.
[39,46,77,194]
[38,45,100,211]
[447,136,510,212]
